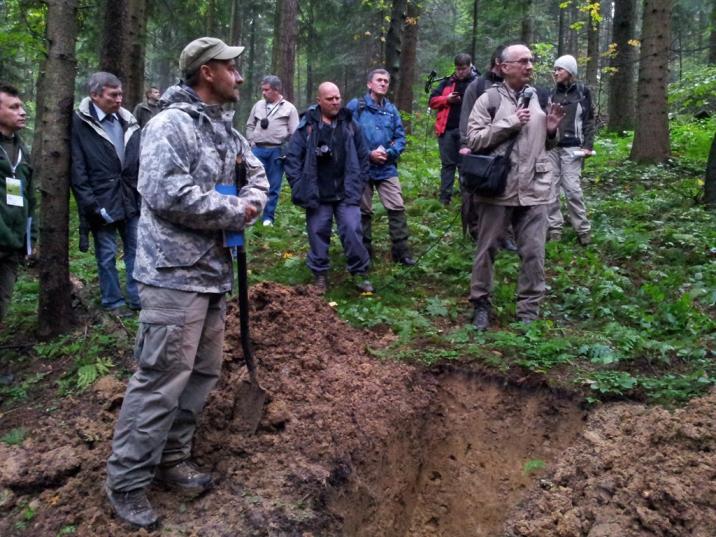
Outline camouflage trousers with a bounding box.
[106,284,226,492]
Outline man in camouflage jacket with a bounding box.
[105,37,268,531]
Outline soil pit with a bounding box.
[0,282,715,537]
[329,373,585,537]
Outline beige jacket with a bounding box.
[246,98,299,146]
[466,83,557,206]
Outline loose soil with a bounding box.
[0,282,714,536]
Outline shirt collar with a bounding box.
[92,102,118,123]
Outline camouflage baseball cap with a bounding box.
[179,37,245,76]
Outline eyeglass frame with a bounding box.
[502,57,537,66]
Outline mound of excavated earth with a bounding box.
[0,282,714,537]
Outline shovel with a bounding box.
[232,238,267,433]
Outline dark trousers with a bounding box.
[437,128,461,203]
[306,202,370,275]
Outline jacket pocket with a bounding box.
[533,159,555,199]
[154,235,213,269]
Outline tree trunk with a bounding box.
[558,5,567,56]
[100,1,129,79]
[710,0,716,64]
[35,0,78,338]
[470,0,479,60]
[395,0,420,125]
[705,132,716,208]
[607,0,638,131]
[567,1,579,56]
[520,0,534,45]
[124,0,147,110]
[586,7,600,89]
[271,0,298,102]
[230,0,243,45]
[630,0,671,163]
[385,0,406,100]
[206,0,216,36]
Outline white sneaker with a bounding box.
[262,219,273,227]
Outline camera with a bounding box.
[315,144,332,158]
[260,117,270,129]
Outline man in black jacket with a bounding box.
[71,72,142,316]
[284,82,373,293]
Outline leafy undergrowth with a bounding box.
[1,116,714,409]
[249,115,716,406]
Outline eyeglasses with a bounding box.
[503,58,536,66]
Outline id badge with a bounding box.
[6,177,24,207]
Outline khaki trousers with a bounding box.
[547,148,591,235]
[106,284,226,492]
[469,204,548,320]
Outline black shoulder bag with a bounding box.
[460,135,518,197]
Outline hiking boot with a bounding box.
[109,305,135,319]
[354,277,374,293]
[578,232,592,246]
[105,484,159,530]
[500,238,518,252]
[472,303,490,331]
[313,273,328,293]
[548,230,562,242]
[155,460,213,494]
[395,255,417,266]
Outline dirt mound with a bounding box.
[1,282,715,536]
[0,282,433,536]
[503,391,716,537]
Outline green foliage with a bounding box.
[668,66,716,116]
[1,427,27,446]
[57,526,77,536]
[523,459,546,475]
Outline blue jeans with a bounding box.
[91,216,140,309]
[252,145,284,222]
[305,202,370,275]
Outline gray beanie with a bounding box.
[554,55,578,77]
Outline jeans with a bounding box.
[91,216,140,309]
[252,145,284,222]
[306,202,370,275]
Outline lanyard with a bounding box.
[264,100,283,120]
[0,145,23,177]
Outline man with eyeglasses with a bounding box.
[465,43,565,330]
[429,53,478,206]
[246,75,299,226]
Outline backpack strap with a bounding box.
[485,87,501,120]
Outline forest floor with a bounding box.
[1,282,714,536]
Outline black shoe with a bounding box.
[472,304,490,331]
[155,460,213,494]
[354,277,374,293]
[105,484,159,530]
[395,255,416,266]
[313,273,328,293]
[501,238,518,252]
[109,306,135,319]
[578,232,592,246]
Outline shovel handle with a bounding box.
[236,244,258,383]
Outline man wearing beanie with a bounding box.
[104,37,268,530]
[548,54,595,245]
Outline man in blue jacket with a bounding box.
[285,82,373,293]
[347,69,415,266]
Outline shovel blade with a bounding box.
[234,379,267,434]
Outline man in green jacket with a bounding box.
[0,82,36,323]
